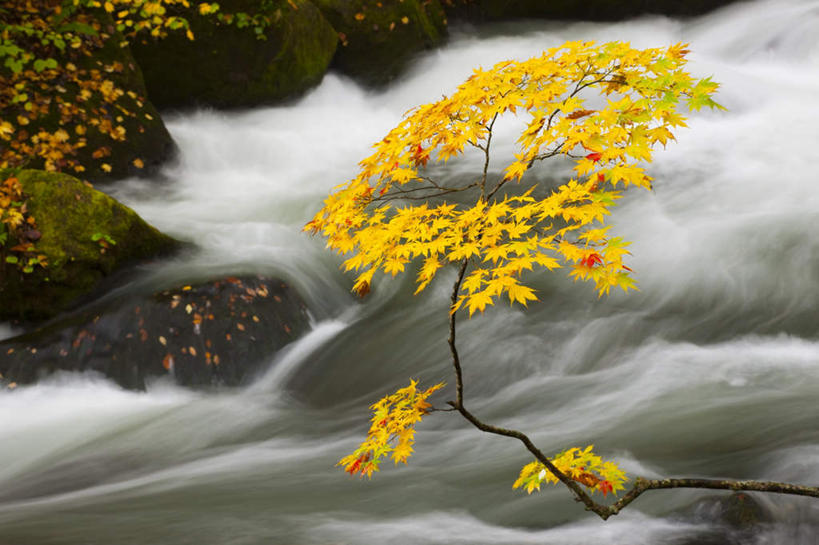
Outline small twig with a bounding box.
[483,69,614,202]
[480,114,499,200]
[373,185,478,204]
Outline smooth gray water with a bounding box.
[2,0,819,543]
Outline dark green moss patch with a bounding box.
[313,0,448,86]
[0,169,179,321]
[1,9,176,183]
[130,0,338,109]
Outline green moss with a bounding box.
[0,169,179,321]
[312,0,448,86]
[130,0,338,109]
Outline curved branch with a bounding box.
[445,263,604,514]
[444,270,819,521]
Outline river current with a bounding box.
[2,0,819,543]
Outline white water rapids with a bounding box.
[2,0,819,543]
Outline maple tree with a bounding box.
[308,40,819,518]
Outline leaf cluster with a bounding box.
[307,41,723,316]
[338,380,443,477]
[513,445,627,496]
[0,174,47,274]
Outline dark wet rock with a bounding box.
[444,0,738,22]
[0,169,179,322]
[0,276,312,390]
[716,492,771,527]
[312,0,448,86]
[130,0,338,110]
[673,492,772,545]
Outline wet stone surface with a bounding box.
[673,492,773,545]
[0,275,311,390]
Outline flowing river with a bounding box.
[2,0,819,543]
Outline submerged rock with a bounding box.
[716,492,771,527]
[130,0,338,109]
[0,169,179,322]
[313,0,448,86]
[0,276,312,390]
[674,492,772,545]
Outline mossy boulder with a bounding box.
[130,0,338,109]
[1,10,176,183]
[75,14,177,182]
[0,276,311,390]
[443,0,737,22]
[0,169,179,322]
[313,0,448,86]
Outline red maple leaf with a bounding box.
[581,253,603,267]
[413,144,429,167]
[582,253,602,267]
[347,459,362,475]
